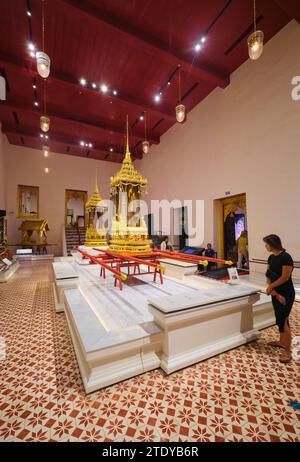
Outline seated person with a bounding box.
[160,236,173,251]
[202,243,215,258]
[198,243,216,272]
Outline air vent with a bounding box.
[13,111,20,125]
[151,118,164,131]
[182,83,199,102]
[225,16,264,56]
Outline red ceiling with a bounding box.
[0,0,298,163]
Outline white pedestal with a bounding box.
[64,288,162,393]
[149,287,260,374]
[0,261,20,283]
[160,258,197,280]
[52,262,78,312]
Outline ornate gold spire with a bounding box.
[110,116,147,188]
[86,174,102,209]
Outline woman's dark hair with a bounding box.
[263,234,285,251]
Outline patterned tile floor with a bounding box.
[0,261,299,442]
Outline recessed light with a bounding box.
[101,84,108,93]
[154,94,161,102]
[201,36,206,43]
[80,141,85,147]
[28,42,35,51]
[140,115,144,121]
[113,90,117,96]
[40,134,44,138]
[167,81,171,86]
[34,101,39,106]
[80,78,86,86]
[27,11,31,17]
[89,143,92,148]
[110,147,114,152]
[92,83,96,89]
[33,84,37,89]
[195,43,201,52]
[45,135,49,139]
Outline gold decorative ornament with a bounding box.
[109,116,151,253]
[84,176,107,247]
[19,219,49,245]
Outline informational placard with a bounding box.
[227,267,240,284]
[2,258,12,266]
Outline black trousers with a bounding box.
[271,291,295,332]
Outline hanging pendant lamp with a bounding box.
[36,0,51,78]
[40,80,50,132]
[142,112,150,154]
[248,0,264,60]
[176,65,186,123]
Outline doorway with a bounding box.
[65,190,87,228]
[216,193,247,264]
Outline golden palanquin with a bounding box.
[19,219,49,245]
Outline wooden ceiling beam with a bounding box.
[0,50,174,121]
[1,123,138,162]
[63,0,230,89]
[272,0,300,23]
[1,98,159,145]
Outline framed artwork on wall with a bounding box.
[17,185,39,219]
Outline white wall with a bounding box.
[137,21,300,265]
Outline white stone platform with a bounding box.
[148,284,260,374]
[160,258,197,279]
[0,261,20,283]
[54,257,266,393]
[52,261,79,312]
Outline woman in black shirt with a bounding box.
[263,234,295,363]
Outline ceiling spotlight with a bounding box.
[101,84,108,93]
[45,135,49,139]
[40,134,44,138]
[201,36,206,43]
[80,78,86,86]
[154,94,161,102]
[113,90,117,96]
[140,115,144,121]
[92,83,96,89]
[88,143,92,148]
[28,42,35,51]
[110,147,114,152]
[27,11,32,17]
[80,141,85,147]
[32,84,37,89]
[167,81,171,86]
[195,43,201,52]
[34,101,39,106]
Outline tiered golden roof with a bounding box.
[110,125,147,189]
[86,177,103,209]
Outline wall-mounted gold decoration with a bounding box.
[18,185,39,219]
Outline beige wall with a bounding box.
[5,142,118,255]
[0,126,6,210]
[137,21,300,266]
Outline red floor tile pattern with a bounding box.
[0,262,299,442]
